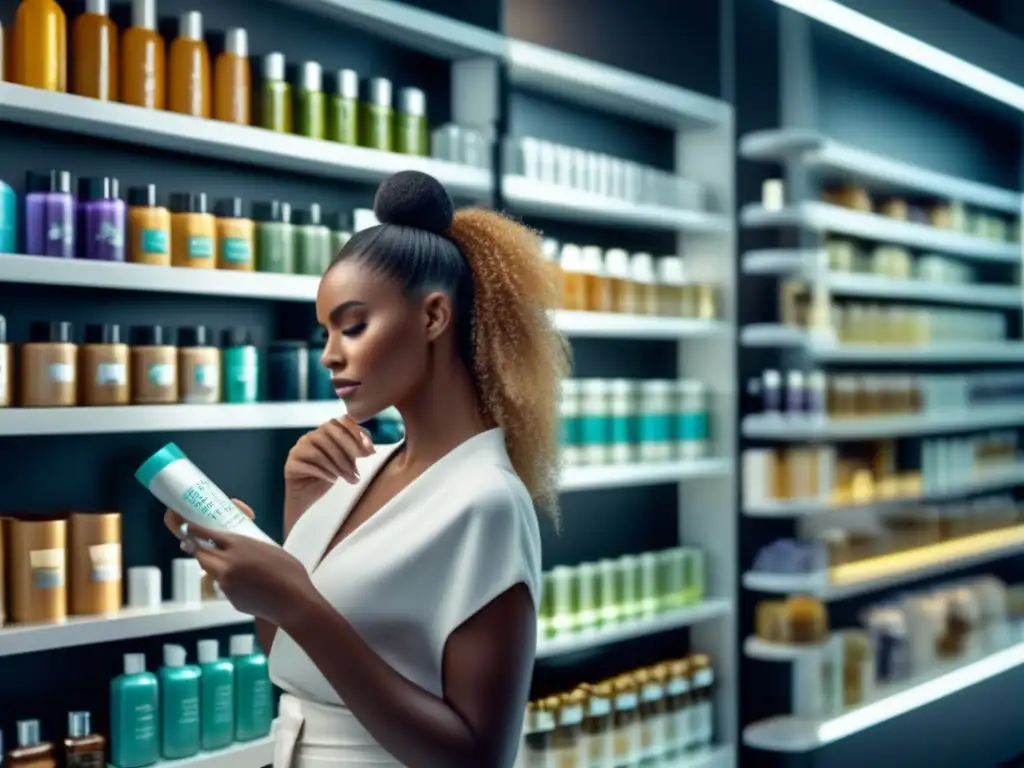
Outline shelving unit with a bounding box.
[126,735,275,768]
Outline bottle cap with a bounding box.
[197,639,220,664]
[169,192,209,215]
[225,27,248,58]
[178,326,213,348]
[85,0,110,16]
[68,711,92,739]
[230,634,255,656]
[131,324,172,346]
[335,69,359,99]
[328,211,351,232]
[128,184,159,208]
[216,197,247,219]
[127,566,162,608]
[294,203,322,227]
[85,322,122,345]
[300,61,323,93]
[26,169,72,195]
[16,720,40,748]
[123,653,147,675]
[30,321,73,343]
[221,327,252,347]
[252,200,292,224]
[263,52,286,82]
[163,643,187,668]
[398,87,426,117]
[179,11,203,41]
[79,176,121,202]
[131,0,157,30]
[363,77,392,108]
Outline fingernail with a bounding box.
[362,435,374,453]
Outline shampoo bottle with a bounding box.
[158,644,201,760]
[213,28,250,124]
[197,639,235,750]
[12,0,67,92]
[120,0,164,109]
[231,633,273,741]
[110,653,159,768]
[168,11,210,118]
[71,0,118,101]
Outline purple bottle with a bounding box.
[25,170,75,259]
[78,177,126,261]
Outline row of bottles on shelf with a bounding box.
[825,239,996,286]
[762,178,1019,242]
[753,575,1024,718]
[744,432,1019,507]
[746,368,1024,420]
[0,171,378,272]
[1,636,270,767]
[0,318,339,408]
[541,239,720,319]
[517,653,716,767]
[538,547,706,639]
[507,136,707,210]
[751,494,1023,576]
[560,378,711,467]
[0,0,491,164]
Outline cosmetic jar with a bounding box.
[8,517,67,623]
[68,511,122,616]
[20,320,77,407]
[80,322,129,406]
[131,325,178,404]
[178,326,220,404]
[128,566,162,609]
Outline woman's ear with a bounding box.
[422,291,453,342]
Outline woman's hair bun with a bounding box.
[373,170,454,234]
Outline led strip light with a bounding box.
[772,0,1024,111]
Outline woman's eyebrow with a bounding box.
[329,300,368,325]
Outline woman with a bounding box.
[167,170,570,767]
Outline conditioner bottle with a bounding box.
[71,0,118,101]
[110,653,159,768]
[231,634,273,741]
[12,0,67,92]
[159,644,201,760]
[213,28,250,124]
[120,0,164,109]
[168,11,210,118]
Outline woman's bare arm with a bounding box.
[279,583,536,768]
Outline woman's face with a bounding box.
[314,258,430,423]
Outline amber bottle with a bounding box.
[71,0,118,101]
[12,0,67,92]
[120,0,164,109]
[168,11,210,118]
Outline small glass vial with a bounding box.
[665,660,692,757]
[396,86,428,156]
[580,683,614,768]
[579,378,610,466]
[550,689,586,766]
[328,68,359,145]
[560,243,587,312]
[8,720,55,766]
[630,253,658,316]
[638,380,674,462]
[521,701,554,768]
[635,668,664,764]
[178,326,220,404]
[361,77,394,152]
[131,325,178,404]
[603,248,634,314]
[607,378,637,464]
[559,378,583,467]
[687,654,714,751]
[79,322,129,406]
[581,246,613,313]
[20,320,77,407]
[64,710,105,767]
[611,675,640,767]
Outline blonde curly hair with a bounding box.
[448,209,572,521]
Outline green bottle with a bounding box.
[158,644,201,760]
[230,634,273,742]
[329,210,352,255]
[328,68,359,145]
[294,203,331,276]
[259,52,292,133]
[296,61,326,140]
[197,639,235,751]
[396,86,428,156]
[221,328,259,403]
[254,200,295,273]
[361,77,393,151]
[110,653,159,768]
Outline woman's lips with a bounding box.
[333,380,360,399]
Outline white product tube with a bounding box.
[135,442,277,545]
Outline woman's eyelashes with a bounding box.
[341,321,368,337]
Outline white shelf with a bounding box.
[741,324,1024,363]
[536,600,732,659]
[0,83,491,197]
[745,462,1024,517]
[659,746,735,768]
[553,311,726,339]
[742,248,825,275]
[743,525,1024,601]
[740,129,1022,213]
[744,636,829,661]
[741,202,1020,262]
[503,176,730,232]
[742,405,1024,442]
[560,458,731,492]
[743,635,1024,752]
[506,39,730,129]
[109,735,274,768]
[0,600,249,657]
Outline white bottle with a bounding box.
[135,443,276,545]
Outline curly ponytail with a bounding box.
[448,209,571,520]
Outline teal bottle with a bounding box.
[159,644,201,760]
[110,653,160,768]
[307,327,334,401]
[221,328,259,403]
[0,180,16,254]
[230,634,274,741]
[197,639,235,751]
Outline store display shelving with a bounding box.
[560,459,732,492]
[139,735,275,768]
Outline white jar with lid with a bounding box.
[579,378,611,466]
[559,379,583,467]
[677,380,708,460]
[607,379,638,464]
[638,380,674,462]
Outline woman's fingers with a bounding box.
[307,427,360,481]
[287,457,338,484]
[338,415,375,453]
[230,498,256,520]
[164,509,186,537]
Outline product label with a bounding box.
[148,363,175,387]
[96,362,127,386]
[66,751,104,767]
[678,412,708,441]
[187,235,214,259]
[211,682,233,725]
[194,363,218,388]
[141,228,169,255]
[221,237,252,263]
[47,362,74,384]
[89,542,122,583]
[579,414,609,445]
[175,693,200,727]
[181,478,250,531]
[638,413,672,443]
[609,414,632,444]
[96,220,125,248]
[30,547,65,589]
[131,701,157,746]
[560,415,580,446]
[47,221,73,246]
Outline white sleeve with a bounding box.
[436,475,542,638]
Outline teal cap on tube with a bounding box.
[135,442,187,487]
